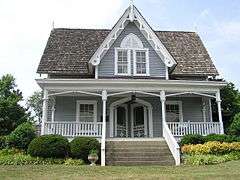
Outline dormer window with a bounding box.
[115,33,149,76]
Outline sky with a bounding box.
[0,0,240,102]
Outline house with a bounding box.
[36,4,226,166]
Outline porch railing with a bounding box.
[44,122,102,137]
[163,121,180,166]
[167,122,221,136]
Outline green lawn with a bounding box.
[1,160,240,180]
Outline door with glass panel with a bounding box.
[131,104,146,137]
[115,105,128,137]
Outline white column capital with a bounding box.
[160,90,166,102]
[102,90,107,101]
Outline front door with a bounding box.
[115,105,128,137]
[131,104,147,137]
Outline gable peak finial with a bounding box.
[129,0,134,22]
[130,0,134,6]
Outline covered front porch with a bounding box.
[42,91,223,139]
[37,78,226,166]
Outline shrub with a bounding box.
[204,134,240,143]
[229,113,240,136]
[7,122,36,150]
[183,152,240,165]
[181,141,240,155]
[64,158,84,166]
[0,136,7,150]
[0,148,23,156]
[28,135,70,158]
[70,137,100,163]
[180,134,205,146]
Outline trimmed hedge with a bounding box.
[0,136,6,150]
[180,134,205,146]
[180,134,240,146]
[204,134,240,143]
[7,122,36,150]
[181,141,240,155]
[70,137,100,163]
[28,135,70,158]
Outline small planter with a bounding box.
[88,153,99,166]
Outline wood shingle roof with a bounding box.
[37,28,218,77]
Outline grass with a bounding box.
[1,160,240,180]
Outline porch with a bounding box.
[42,91,223,139]
[37,78,226,166]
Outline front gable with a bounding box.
[98,22,167,78]
[90,5,176,79]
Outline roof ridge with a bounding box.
[53,28,111,31]
[53,28,196,34]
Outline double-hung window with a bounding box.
[115,33,149,76]
[134,50,149,76]
[166,101,183,122]
[115,49,130,75]
[76,100,97,122]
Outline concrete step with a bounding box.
[106,156,174,161]
[105,139,175,166]
[106,160,175,166]
[106,151,172,157]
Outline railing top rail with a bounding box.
[166,122,220,124]
[45,121,103,124]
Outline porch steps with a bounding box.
[105,139,175,166]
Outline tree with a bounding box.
[212,82,240,132]
[0,74,30,135]
[26,91,43,123]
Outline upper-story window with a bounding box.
[115,33,149,76]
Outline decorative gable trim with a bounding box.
[120,33,143,48]
[89,5,176,68]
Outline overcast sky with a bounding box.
[0,0,239,102]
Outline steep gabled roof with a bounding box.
[155,31,218,76]
[37,28,218,76]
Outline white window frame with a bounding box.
[76,100,97,123]
[166,101,183,122]
[114,48,131,76]
[133,48,149,76]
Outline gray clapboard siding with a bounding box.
[98,22,166,78]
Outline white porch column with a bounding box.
[41,89,48,135]
[101,90,107,166]
[51,97,56,122]
[216,90,224,134]
[160,90,166,130]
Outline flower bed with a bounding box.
[0,149,84,166]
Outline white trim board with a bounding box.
[37,79,226,92]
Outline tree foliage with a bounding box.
[26,91,43,123]
[0,74,29,135]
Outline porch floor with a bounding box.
[106,138,165,141]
